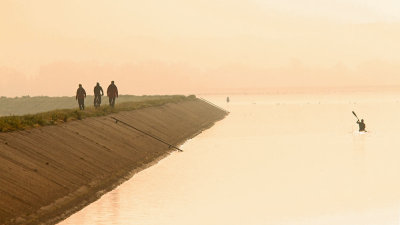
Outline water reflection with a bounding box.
[353,132,366,153]
[59,94,400,225]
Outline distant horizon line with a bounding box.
[195,85,400,95]
[2,85,400,98]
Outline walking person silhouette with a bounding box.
[76,84,86,110]
[107,81,118,107]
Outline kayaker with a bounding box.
[356,119,366,132]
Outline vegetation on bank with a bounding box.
[0,95,187,116]
[0,95,196,132]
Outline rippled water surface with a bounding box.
[59,93,400,225]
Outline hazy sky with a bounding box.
[1,0,400,96]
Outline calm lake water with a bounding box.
[59,93,400,225]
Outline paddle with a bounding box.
[352,111,360,121]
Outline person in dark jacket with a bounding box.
[356,119,366,132]
[93,82,104,108]
[107,81,118,107]
[76,84,86,110]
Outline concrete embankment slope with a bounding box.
[0,99,228,225]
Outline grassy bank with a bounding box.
[0,95,196,132]
[0,95,191,116]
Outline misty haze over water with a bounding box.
[59,93,400,225]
